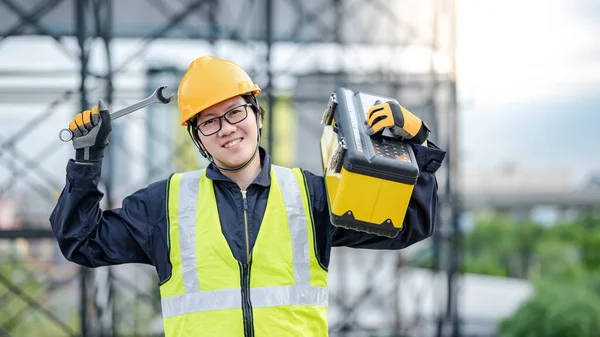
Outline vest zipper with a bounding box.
[241,190,250,263]
[240,190,254,337]
[240,262,254,337]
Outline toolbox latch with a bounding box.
[329,137,347,173]
[321,93,338,126]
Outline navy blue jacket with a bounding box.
[50,144,445,283]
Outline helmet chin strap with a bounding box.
[197,115,262,173]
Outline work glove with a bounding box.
[69,100,112,162]
[365,100,430,144]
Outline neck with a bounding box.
[218,153,262,191]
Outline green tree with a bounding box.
[532,237,586,281]
[580,218,600,272]
[500,279,600,337]
[464,218,543,278]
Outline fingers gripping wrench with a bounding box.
[59,85,174,142]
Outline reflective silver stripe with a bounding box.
[161,288,242,318]
[251,286,328,308]
[178,170,202,294]
[272,165,310,286]
[161,285,328,318]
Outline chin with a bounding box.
[218,159,248,169]
[216,149,256,168]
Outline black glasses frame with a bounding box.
[193,103,252,136]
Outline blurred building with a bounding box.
[460,165,600,225]
[462,165,574,195]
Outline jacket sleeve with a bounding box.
[49,160,167,268]
[327,142,446,249]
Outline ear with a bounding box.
[254,106,263,130]
[194,130,207,151]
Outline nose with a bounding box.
[217,117,237,136]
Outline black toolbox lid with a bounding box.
[333,87,420,185]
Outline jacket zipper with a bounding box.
[240,262,254,337]
[242,190,250,262]
[240,190,254,337]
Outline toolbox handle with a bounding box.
[321,93,338,126]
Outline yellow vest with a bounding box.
[160,165,329,336]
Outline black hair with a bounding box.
[242,93,264,123]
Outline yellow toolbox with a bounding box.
[320,87,420,238]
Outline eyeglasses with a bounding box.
[194,103,251,136]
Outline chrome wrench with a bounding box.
[59,85,174,142]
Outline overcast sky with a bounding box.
[456,0,600,184]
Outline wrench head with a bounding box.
[155,86,174,104]
[59,128,73,142]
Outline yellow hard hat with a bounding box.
[177,56,261,126]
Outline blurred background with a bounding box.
[0,0,599,336]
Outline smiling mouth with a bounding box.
[223,138,243,148]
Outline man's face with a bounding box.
[195,96,262,169]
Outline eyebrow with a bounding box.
[224,102,246,111]
[203,102,245,118]
[197,102,246,124]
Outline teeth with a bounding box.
[224,138,242,148]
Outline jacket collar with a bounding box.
[205,147,271,187]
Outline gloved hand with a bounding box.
[69,100,112,162]
[365,100,430,144]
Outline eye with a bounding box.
[201,118,217,126]
[228,108,243,115]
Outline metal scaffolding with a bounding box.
[0,0,460,336]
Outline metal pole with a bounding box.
[76,0,89,336]
[102,0,114,200]
[99,0,116,335]
[266,0,275,159]
[448,0,461,335]
[429,0,456,337]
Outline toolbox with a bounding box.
[319,87,420,238]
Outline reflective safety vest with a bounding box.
[160,165,329,336]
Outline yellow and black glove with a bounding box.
[69,100,112,162]
[365,100,430,144]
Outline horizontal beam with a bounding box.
[461,191,600,209]
[0,229,55,239]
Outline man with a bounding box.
[50,56,446,336]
